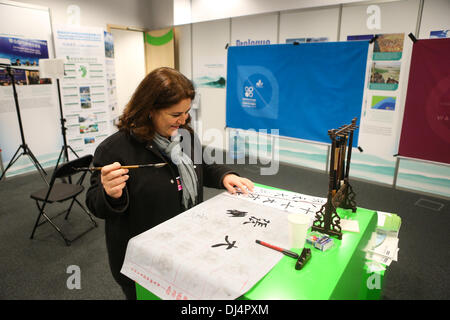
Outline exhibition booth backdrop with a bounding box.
[0,0,449,199]
[0,1,118,179]
[176,0,449,198]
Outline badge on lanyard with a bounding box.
[175,176,183,191]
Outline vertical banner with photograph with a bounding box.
[53,25,116,159]
[347,33,406,158]
[0,3,61,177]
[104,31,119,119]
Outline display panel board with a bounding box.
[226,42,369,144]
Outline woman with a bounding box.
[85,67,254,300]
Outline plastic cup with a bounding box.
[288,213,310,249]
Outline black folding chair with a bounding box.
[30,154,97,246]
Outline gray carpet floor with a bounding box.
[0,161,448,300]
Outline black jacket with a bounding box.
[85,130,235,287]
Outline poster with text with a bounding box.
[104,31,119,118]
[0,27,59,177]
[347,33,406,157]
[54,25,115,159]
[0,36,53,111]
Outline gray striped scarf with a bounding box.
[152,133,198,209]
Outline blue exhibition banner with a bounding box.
[226,41,369,144]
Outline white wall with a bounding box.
[231,13,279,45]
[12,0,155,29]
[110,29,146,117]
[192,19,230,149]
[146,0,174,29]
[187,0,365,25]
[175,24,192,79]
[279,7,341,42]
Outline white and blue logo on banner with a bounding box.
[226,42,369,144]
[237,65,279,120]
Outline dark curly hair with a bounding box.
[117,67,195,141]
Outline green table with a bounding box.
[135,185,379,300]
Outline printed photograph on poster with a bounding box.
[430,30,450,39]
[78,113,98,134]
[104,32,114,58]
[367,95,396,124]
[372,33,404,61]
[0,36,48,66]
[84,137,95,144]
[371,95,396,111]
[26,70,50,85]
[79,86,92,108]
[369,61,400,90]
[194,63,226,88]
[0,36,52,86]
[285,37,328,44]
[0,69,51,86]
[79,123,98,134]
[108,80,116,97]
[0,69,26,85]
[348,33,404,61]
[26,70,40,84]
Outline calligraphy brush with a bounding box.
[73,163,167,172]
[255,240,299,259]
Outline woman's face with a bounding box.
[151,98,191,138]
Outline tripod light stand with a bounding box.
[0,61,48,183]
[39,59,79,168]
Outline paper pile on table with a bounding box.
[364,211,401,269]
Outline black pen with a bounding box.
[255,240,299,259]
